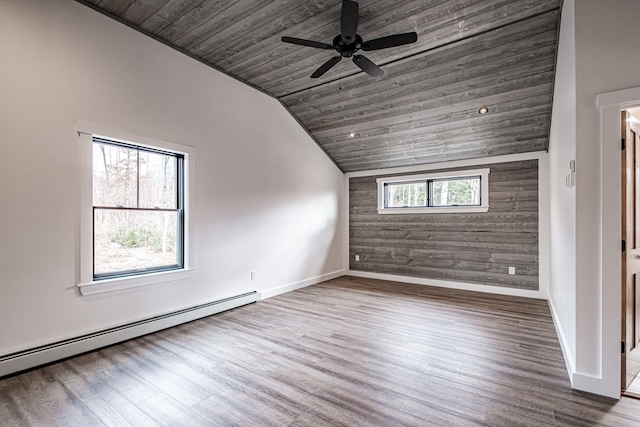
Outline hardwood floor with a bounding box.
[1,276,639,426]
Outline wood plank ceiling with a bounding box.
[78,0,561,172]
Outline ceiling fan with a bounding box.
[281,0,418,78]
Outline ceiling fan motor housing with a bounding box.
[334,34,363,57]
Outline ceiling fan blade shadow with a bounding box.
[361,32,418,51]
[341,0,359,44]
[281,36,334,50]
[311,56,342,78]
[353,55,383,77]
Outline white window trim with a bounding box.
[376,168,490,214]
[77,122,196,296]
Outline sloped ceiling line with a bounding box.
[76,0,561,172]
[76,0,275,98]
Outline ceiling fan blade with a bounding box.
[361,32,418,51]
[281,36,334,50]
[353,55,383,77]
[341,0,359,44]
[311,56,342,78]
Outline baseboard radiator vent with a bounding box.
[0,291,258,378]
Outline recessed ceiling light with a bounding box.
[478,106,489,115]
[348,132,359,138]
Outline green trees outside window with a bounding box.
[385,176,481,208]
[92,139,184,278]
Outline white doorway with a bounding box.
[621,108,640,395]
[598,87,640,398]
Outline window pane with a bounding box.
[94,209,180,275]
[431,176,481,206]
[386,182,427,207]
[93,143,138,207]
[139,151,177,209]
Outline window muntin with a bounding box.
[92,138,184,279]
[377,169,489,214]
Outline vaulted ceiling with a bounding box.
[78,0,561,172]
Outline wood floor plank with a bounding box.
[92,347,163,405]
[83,390,159,427]
[136,393,211,427]
[1,276,639,426]
[190,365,300,426]
[0,381,41,427]
[15,369,104,426]
[111,352,213,408]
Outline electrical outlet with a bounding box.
[508,267,516,275]
[251,271,256,280]
[355,255,360,261]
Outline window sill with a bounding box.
[377,206,489,215]
[77,268,196,296]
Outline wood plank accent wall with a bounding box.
[349,160,538,290]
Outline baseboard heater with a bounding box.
[0,291,258,378]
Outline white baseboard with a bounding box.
[572,372,610,397]
[545,294,617,398]
[547,296,576,383]
[0,292,258,378]
[347,270,547,299]
[258,270,345,300]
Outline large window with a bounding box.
[78,123,195,296]
[377,168,490,214]
[93,138,184,279]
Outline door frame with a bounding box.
[598,87,640,398]
[620,109,640,390]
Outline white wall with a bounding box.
[549,0,640,397]
[0,0,345,356]
[548,0,577,384]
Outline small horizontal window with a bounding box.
[377,169,489,214]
